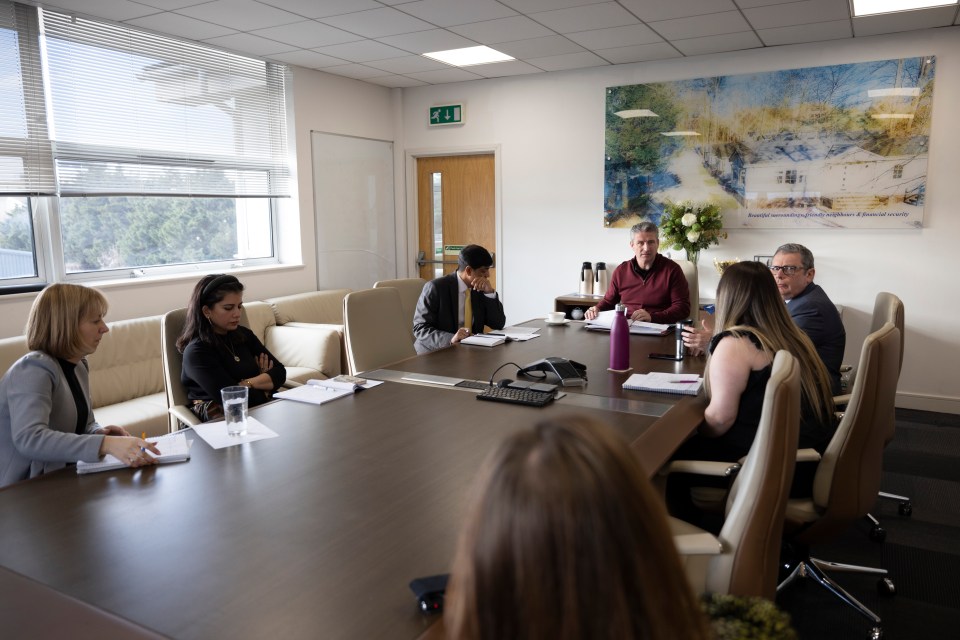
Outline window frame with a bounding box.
[0,2,293,292]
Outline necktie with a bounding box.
[463,288,473,330]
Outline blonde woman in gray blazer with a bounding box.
[0,284,159,488]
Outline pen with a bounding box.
[670,380,699,384]
[141,432,147,453]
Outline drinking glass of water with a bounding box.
[221,386,249,436]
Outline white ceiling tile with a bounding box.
[251,20,361,48]
[134,0,212,10]
[494,35,585,59]
[672,30,764,56]
[398,0,518,28]
[743,0,851,30]
[650,11,753,40]
[467,59,544,77]
[320,7,435,38]
[500,0,608,11]
[447,16,554,43]
[176,0,303,31]
[125,13,237,40]
[365,74,429,88]
[758,19,852,45]
[735,0,805,8]
[377,29,478,54]
[315,40,410,62]
[566,24,662,50]
[595,41,682,64]
[256,0,382,19]
[363,55,449,74]
[267,49,349,68]
[45,0,159,21]
[853,7,956,36]
[617,0,738,22]
[405,67,485,83]
[530,2,639,34]
[202,32,298,55]
[525,50,609,72]
[321,63,390,79]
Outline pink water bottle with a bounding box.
[610,303,630,371]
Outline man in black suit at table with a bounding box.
[771,243,846,394]
[413,244,506,354]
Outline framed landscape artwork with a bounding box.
[604,56,935,229]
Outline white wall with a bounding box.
[0,67,395,336]
[398,27,960,413]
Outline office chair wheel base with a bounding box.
[869,525,886,543]
[868,626,883,640]
[898,502,912,517]
[877,577,896,596]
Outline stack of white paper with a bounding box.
[77,432,191,474]
[585,310,670,335]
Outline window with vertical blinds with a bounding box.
[41,9,290,198]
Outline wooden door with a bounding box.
[416,154,495,286]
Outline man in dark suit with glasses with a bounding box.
[770,243,846,394]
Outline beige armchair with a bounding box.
[669,350,800,600]
[343,288,417,375]
[160,308,202,433]
[373,278,426,340]
[777,322,901,639]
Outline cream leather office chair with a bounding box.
[674,258,699,325]
[343,288,417,375]
[778,322,901,640]
[160,308,202,432]
[373,278,426,340]
[669,350,800,600]
[837,292,908,538]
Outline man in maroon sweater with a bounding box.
[585,221,690,324]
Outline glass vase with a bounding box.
[685,248,700,265]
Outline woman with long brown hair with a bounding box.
[668,261,835,519]
[177,274,286,422]
[446,415,710,640]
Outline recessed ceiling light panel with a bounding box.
[851,0,958,17]
[422,46,514,67]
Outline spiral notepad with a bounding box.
[76,433,191,475]
[622,372,703,395]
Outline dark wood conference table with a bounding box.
[0,321,706,640]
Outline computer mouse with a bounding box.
[497,378,513,388]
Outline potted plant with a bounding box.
[659,201,727,266]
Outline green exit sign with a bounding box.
[429,104,463,127]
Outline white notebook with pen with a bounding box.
[76,433,191,475]
[622,372,703,395]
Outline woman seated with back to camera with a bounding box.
[0,284,159,488]
[445,415,711,640]
[667,261,835,522]
[177,274,286,422]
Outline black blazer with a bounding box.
[787,282,846,394]
[413,273,506,354]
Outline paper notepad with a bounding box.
[622,372,703,395]
[461,334,506,347]
[275,378,384,405]
[585,310,670,335]
[77,433,191,475]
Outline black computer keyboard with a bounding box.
[476,386,555,407]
